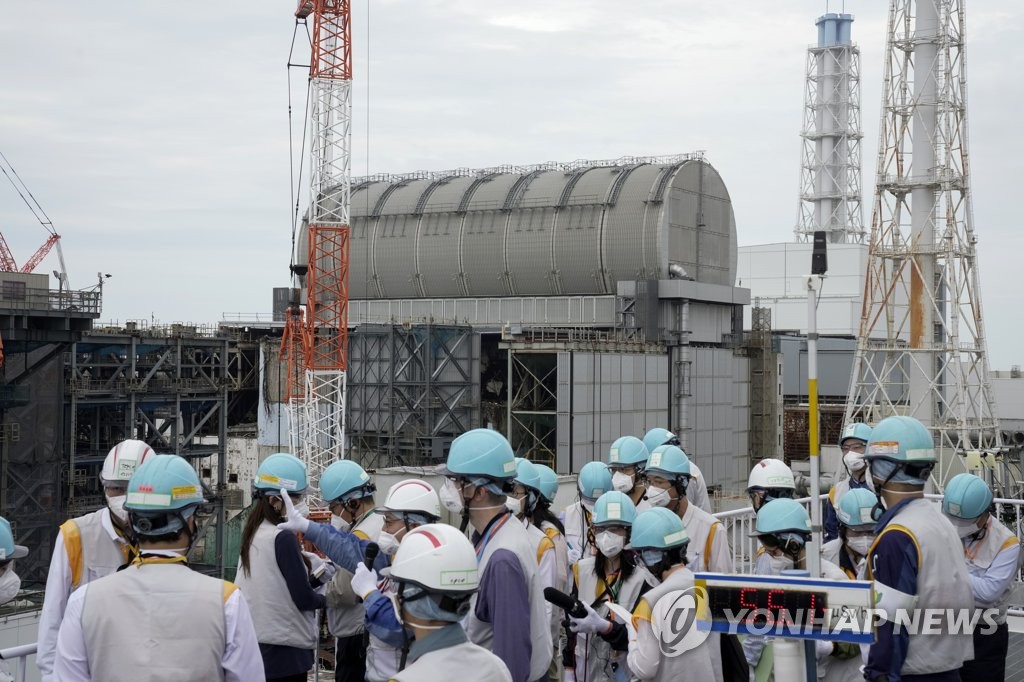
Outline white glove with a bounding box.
[563,669,576,682]
[815,639,834,659]
[569,602,612,635]
[351,561,379,600]
[304,551,337,582]
[567,546,583,565]
[276,488,310,533]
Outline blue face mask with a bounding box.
[641,549,664,568]
[869,458,928,485]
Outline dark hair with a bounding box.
[594,546,638,586]
[239,494,284,577]
[532,499,564,535]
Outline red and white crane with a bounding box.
[0,151,69,285]
[281,0,352,501]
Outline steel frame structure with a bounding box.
[795,14,864,243]
[845,0,1001,486]
[347,324,477,468]
[284,0,353,502]
[506,350,558,469]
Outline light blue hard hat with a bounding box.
[839,422,873,447]
[754,498,812,536]
[0,517,27,561]
[943,473,993,520]
[837,488,877,529]
[445,428,517,482]
[592,491,638,527]
[513,458,543,493]
[533,463,559,504]
[319,460,375,504]
[577,461,612,499]
[864,416,935,485]
[644,445,691,479]
[630,507,689,550]
[642,427,679,454]
[607,436,649,468]
[253,453,309,494]
[125,454,207,535]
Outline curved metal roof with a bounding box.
[319,153,736,299]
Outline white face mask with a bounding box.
[293,501,311,519]
[767,553,795,574]
[843,451,867,474]
[611,471,634,494]
[846,535,873,557]
[953,518,983,539]
[595,530,625,558]
[378,530,401,556]
[645,486,671,508]
[106,494,129,524]
[581,499,595,515]
[440,479,466,514]
[330,514,351,532]
[505,496,523,517]
[0,566,19,605]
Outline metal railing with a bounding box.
[0,287,101,315]
[0,643,34,682]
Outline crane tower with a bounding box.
[282,0,352,500]
[844,0,1001,484]
[794,12,864,243]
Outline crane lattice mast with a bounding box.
[844,0,1001,487]
[282,0,352,502]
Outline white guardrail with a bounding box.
[0,492,1021,680]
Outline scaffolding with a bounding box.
[746,306,780,461]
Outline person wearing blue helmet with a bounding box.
[629,508,715,680]
[641,427,712,513]
[564,491,655,682]
[862,416,974,681]
[0,516,26,681]
[54,455,264,681]
[531,462,569,592]
[564,461,613,564]
[823,422,874,542]
[943,473,1020,679]
[745,499,850,680]
[607,436,650,510]
[822,488,877,579]
[236,453,331,681]
[440,428,553,682]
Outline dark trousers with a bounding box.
[268,675,307,682]
[961,621,1009,681]
[334,633,368,682]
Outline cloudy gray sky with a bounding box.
[1,1,1022,366]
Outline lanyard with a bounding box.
[475,512,511,562]
[132,553,188,567]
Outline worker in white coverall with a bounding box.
[54,454,263,681]
[641,428,712,513]
[0,516,28,682]
[606,435,651,512]
[37,439,155,681]
[385,523,513,682]
[564,461,613,564]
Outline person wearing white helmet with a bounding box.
[942,474,1020,679]
[823,423,873,542]
[54,454,263,681]
[385,523,512,681]
[642,427,712,513]
[37,438,155,682]
[745,457,796,512]
[862,416,974,682]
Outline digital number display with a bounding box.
[706,586,828,626]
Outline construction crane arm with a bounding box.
[20,233,60,274]
[0,234,17,272]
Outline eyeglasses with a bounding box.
[841,442,866,454]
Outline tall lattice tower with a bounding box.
[281,0,352,502]
[795,11,864,243]
[845,0,1001,484]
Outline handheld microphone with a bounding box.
[363,542,380,569]
[543,587,587,619]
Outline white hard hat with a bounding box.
[747,458,796,492]
[378,479,441,521]
[102,440,157,484]
[389,523,479,594]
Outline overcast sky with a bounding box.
[1,1,1022,366]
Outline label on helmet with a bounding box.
[127,491,172,507]
[503,461,516,474]
[0,549,6,560]
[859,508,874,524]
[359,471,370,481]
[649,452,663,468]
[663,530,686,545]
[867,441,899,456]
[440,568,479,587]
[905,448,935,460]
[609,448,620,463]
[116,459,140,480]
[765,475,791,486]
[258,473,298,490]
[171,485,202,500]
[606,502,622,520]
[948,502,962,516]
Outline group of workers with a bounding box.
[1,416,1013,681]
